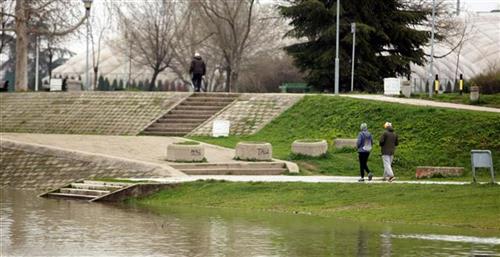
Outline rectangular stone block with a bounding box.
[415,166,464,179]
[334,139,357,149]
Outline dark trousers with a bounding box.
[358,152,371,178]
[192,74,203,92]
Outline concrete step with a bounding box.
[145,127,193,132]
[142,131,187,136]
[70,183,122,191]
[82,180,132,187]
[181,100,233,106]
[170,162,287,169]
[156,118,206,124]
[60,188,110,196]
[191,93,239,98]
[170,109,218,115]
[162,114,213,119]
[46,192,96,200]
[178,168,286,175]
[148,124,199,130]
[175,105,224,111]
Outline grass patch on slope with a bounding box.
[191,95,500,179]
[130,181,500,230]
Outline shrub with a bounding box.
[471,69,500,94]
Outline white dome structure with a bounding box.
[51,43,180,87]
[411,12,500,85]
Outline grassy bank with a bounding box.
[130,181,500,230]
[191,95,500,179]
[412,93,500,108]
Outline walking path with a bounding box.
[2,133,494,186]
[343,94,500,113]
[129,175,479,185]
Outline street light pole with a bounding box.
[82,0,93,91]
[350,22,356,92]
[334,0,340,95]
[428,0,436,97]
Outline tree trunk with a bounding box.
[225,66,232,92]
[93,66,99,90]
[14,0,28,91]
[149,70,159,91]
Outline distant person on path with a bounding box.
[357,123,373,182]
[379,122,398,182]
[189,52,206,92]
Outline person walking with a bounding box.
[379,122,398,182]
[357,123,373,182]
[189,52,206,92]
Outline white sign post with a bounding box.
[50,79,63,91]
[212,119,230,137]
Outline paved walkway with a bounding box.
[343,94,500,113]
[131,175,482,185]
[0,133,239,165]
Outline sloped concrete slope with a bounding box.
[0,92,189,135]
[190,93,303,136]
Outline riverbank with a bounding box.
[129,181,500,230]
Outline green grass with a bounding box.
[412,93,500,108]
[174,141,200,145]
[190,95,500,179]
[130,181,500,230]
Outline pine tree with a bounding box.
[111,79,118,91]
[118,79,124,91]
[104,78,111,91]
[280,0,430,92]
[97,76,105,91]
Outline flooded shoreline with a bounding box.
[1,189,499,256]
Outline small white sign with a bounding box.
[212,119,230,137]
[50,79,63,91]
[383,78,401,95]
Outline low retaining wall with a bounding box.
[334,139,357,149]
[92,183,177,202]
[416,166,465,179]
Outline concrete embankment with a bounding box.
[0,139,183,190]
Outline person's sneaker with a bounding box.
[388,177,396,182]
[368,173,373,181]
[358,178,365,182]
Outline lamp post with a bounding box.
[350,22,356,92]
[82,0,93,91]
[428,0,436,97]
[334,0,340,95]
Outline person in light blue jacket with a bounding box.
[356,123,373,182]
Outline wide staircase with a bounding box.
[39,180,133,202]
[170,162,289,175]
[142,93,239,136]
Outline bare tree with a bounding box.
[197,0,256,92]
[0,0,87,91]
[89,7,112,90]
[115,1,177,91]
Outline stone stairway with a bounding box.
[170,162,289,175]
[40,180,133,201]
[142,93,239,136]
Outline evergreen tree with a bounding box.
[280,0,430,92]
[118,79,124,91]
[104,78,111,91]
[157,80,163,91]
[111,79,118,91]
[97,75,105,91]
[138,80,145,90]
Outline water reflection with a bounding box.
[1,189,499,257]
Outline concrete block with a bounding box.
[292,139,328,157]
[334,138,357,149]
[235,142,272,161]
[415,166,464,179]
[166,144,205,162]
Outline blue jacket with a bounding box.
[357,130,372,153]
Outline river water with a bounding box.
[1,189,499,257]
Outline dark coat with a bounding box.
[379,128,398,155]
[189,56,206,76]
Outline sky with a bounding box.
[68,0,500,55]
